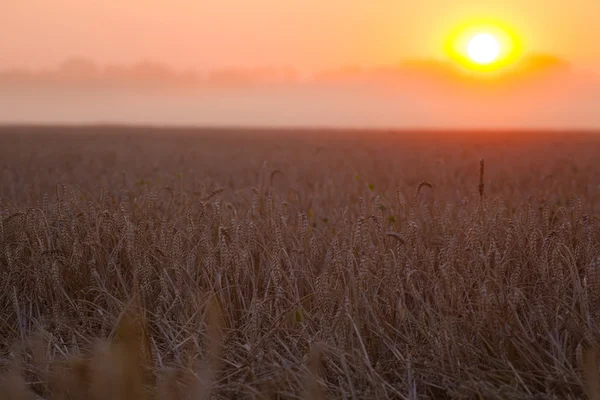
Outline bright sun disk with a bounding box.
[467,33,501,65]
[444,20,522,73]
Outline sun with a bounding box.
[467,33,500,65]
[444,20,523,73]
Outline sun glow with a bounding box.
[467,33,500,65]
[445,20,523,74]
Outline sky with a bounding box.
[2,0,600,71]
[1,1,600,128]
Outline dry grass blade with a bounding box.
[187,294,223,400]
[385,231,406,245]
[479,158,485,199]
[199,188,225,202]
[415,181,433,199]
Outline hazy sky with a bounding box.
[2,0,599,71]
[2,1,600,128]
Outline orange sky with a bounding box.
[1,1,600,128]
[2,0,599,72]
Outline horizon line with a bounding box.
[1,123,598,134]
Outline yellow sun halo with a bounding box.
[444,20,523,73]
[467,33,500,65]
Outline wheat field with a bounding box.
[1,126,600,399]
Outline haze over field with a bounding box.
[1,1,599,128]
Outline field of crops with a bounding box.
[1,126,600,399]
